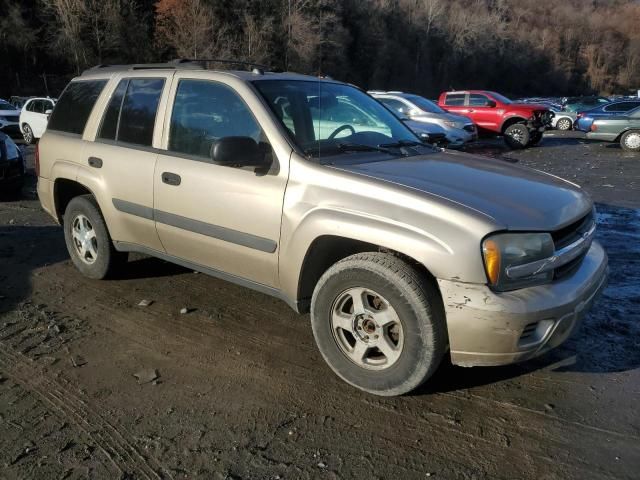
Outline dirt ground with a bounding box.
[1,131,639,479]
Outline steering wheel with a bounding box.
[328,124,356,139]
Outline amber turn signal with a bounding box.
[482,239,501,285]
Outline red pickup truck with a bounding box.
[437,90,554,149]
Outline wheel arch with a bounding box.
[500,116,528,133]
[294,235,438,314]
[615,127,640,142]
[53,178,99,224]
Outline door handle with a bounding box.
[162,172,181,186]
[88,156,103,168]
[467,109,475,113]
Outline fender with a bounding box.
[278,205,489,306]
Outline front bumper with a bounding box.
[437,241,608,367]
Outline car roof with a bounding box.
[79,62,336,85]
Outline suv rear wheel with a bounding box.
[620,130,640,152]
[63,195,127,279]
[503,123,530,149]
[310,252,447,396]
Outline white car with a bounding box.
[20,97,56,144]
[0,99,21,137]
[549,107,576,131]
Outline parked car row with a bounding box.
[0,96,57,145]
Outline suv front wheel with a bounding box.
[503,123,530,149]
[310,252,447,396]
[63,195,127,279]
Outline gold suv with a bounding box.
[37,61,608,396]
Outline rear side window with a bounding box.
[603,102,640,112]
[98,78,164,147]
[48,80,107,135]
[444,93,465,106]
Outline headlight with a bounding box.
[482,232,555,291]
[443,121,461,129]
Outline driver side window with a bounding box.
[169,79,263,159]
[469,94,490,107]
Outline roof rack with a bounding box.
[81,58,270,76]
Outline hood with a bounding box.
[403,119,446,134]
[412,112,472,125]
[333,151,591,231]
[0,109,20,117]
[509,103,550,111]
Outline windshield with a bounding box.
[0,102,15,111]
[253,80,422,158]
[404,95,445,114]
[488,92,512,104]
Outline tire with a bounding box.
[620,130,640,152]
[22,124,34,145]
[310,252,447,396]
[63,195,127,279]
[528,131,543,146]
[503,123,530,149]
[556,117,572,131]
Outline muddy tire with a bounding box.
[503,123,530,149]
[310,252,447,396]
[556,117,572,131]
[63,195,127,279]
[620,130,640,152]
[22,124,34,145]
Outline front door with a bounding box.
[153,76,289,288]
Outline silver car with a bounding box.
[371,91,477,148]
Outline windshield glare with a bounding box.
[405,95,445,114]
[253,80,421,158]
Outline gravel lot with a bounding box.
[0,131,638,479]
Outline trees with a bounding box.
[0,0,639,99]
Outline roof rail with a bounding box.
[81,58,270,76]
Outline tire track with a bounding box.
[0,344,172,480]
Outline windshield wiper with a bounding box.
[378,140,423,148]
[337,143,396,155]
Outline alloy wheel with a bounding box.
[331,287,404,370]
[71,214,99,265]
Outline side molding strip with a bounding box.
[112,198,154,220]
[112,198,277,253]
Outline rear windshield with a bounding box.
[48,80,108,135]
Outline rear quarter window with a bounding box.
[48,80,108,135]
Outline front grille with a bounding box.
[5,116,19,123]
[551,210,595,279]
[552,210,594,249]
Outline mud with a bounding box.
[1,131,639,479]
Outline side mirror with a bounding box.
[486,100,497,108]
[210,136,270,168]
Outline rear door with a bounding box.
[153,73,290,288]
[440,93,468,117]
[79,73,173,251]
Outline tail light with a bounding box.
[35,142,40,177]
[591,123,598,132]
[577,113,583,118]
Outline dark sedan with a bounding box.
[575,99,640,132]
[0,132,26,196]
[586,106,640,152]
